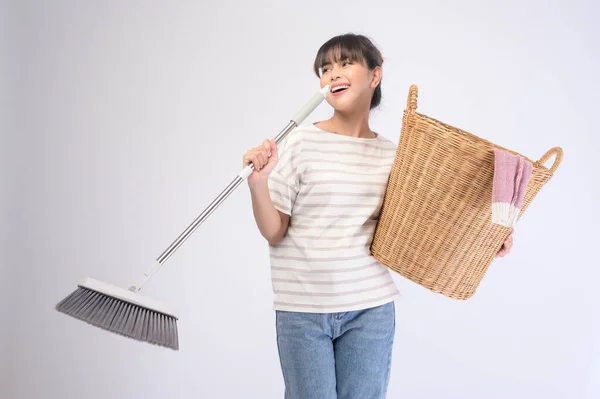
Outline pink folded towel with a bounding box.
[491,148,533,228]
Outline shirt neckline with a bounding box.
[310,123,380,142]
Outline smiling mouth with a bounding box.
[331,85,349,93]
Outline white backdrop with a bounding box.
[3,0,599,398]
[2,0,13,391]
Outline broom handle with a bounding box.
[129,85,331,292]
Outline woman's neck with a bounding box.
[321,110,374,139]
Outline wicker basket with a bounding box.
[371,85,563,300]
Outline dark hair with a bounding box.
[313,33,383,109]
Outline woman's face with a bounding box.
[319,56,381,113]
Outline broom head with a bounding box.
[55,277,179,350]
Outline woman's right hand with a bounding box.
[243,139,278,187]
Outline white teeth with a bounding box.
[332,85,349,93]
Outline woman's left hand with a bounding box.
[496,228,514,258]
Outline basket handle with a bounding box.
[534,147,563,174]
[407,84,418,113]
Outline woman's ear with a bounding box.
[370,66,382,89]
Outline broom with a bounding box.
[55,84,332,351]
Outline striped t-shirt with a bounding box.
[267,123,401,313]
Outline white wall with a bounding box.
[1,0,13,393]
[4,0,599,398]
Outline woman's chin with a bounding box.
[328,95,367,115]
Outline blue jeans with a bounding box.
[275,301,396,399]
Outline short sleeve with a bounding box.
[268,132,301,216]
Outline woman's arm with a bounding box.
[250,181,290,245]
[244,139,290,245]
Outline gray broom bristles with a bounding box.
[56,286,179,350]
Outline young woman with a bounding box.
[243,33,514,399]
